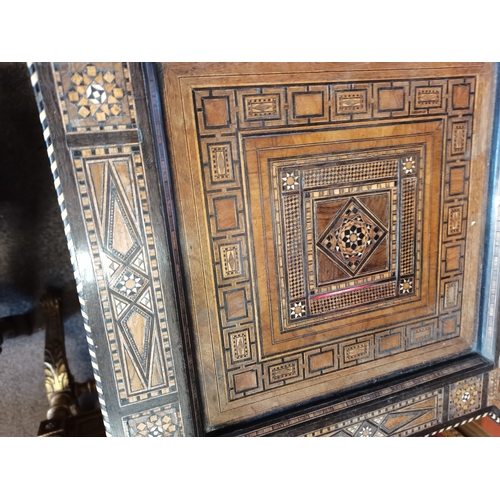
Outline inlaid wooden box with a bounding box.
[30,62,500,436]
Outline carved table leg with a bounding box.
[41,293,76,420]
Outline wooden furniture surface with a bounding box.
[161,62,497,432]
[29,62,500,436]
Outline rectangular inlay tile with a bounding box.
[378,88,405,111]
[308,350,335,372]
[293,91,324,117]
[233,370,259,393]
[214,197,239,231]
[377,331,403,356]
[452,84,471,110]
[224,289,248,322]
[202,97,230,128]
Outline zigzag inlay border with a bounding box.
[425,411,491,436]
[27,62,111,436]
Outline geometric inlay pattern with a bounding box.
[113,296,127,316]
[121,306,152,371]
[304,158,399,189]
[239,356,483,436]
[310,281,397,315]
[191,73,476,416]
[399,277,413,294]
[282,171,299,190]
[70,145,177,405]
[273,146,419,334]
[303,390,443,437]
[448,375,483,418]
[31,62,193,435]
[487,368,500,407]
[284,195,305,299]
[54,62,137,133]
[317,198,387,275]
[124,402,183,437]
[113,269,148,298]
[107,184,141,260]
[401,178,417,276]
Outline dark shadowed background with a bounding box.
[0,63,94,436]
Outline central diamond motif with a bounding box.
[317,198,387,276]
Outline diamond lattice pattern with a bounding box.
[317,199,387,276]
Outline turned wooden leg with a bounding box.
[38,293,104,436]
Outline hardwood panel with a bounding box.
[161,63,495,432]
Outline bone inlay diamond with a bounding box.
[317,199,388,276]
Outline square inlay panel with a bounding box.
[161,63,495,431]
[244,122,439,357]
